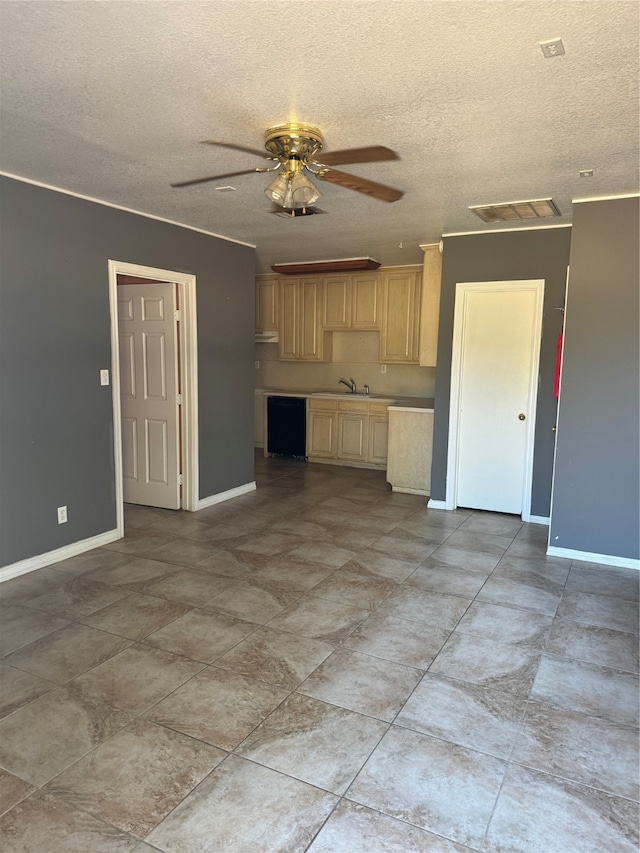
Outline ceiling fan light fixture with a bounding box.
[264,172,291,206]
[289,172,322,206]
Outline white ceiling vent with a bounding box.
[470,198,561,223]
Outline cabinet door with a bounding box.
[380,271,420,363]
[307,410,336,457]
[337,413,368,462]
[255,279,279,331]
[299,278,324,360]
[368,414,389,465]
[278,278,299,360]
[351,275,380,329]
[322,277,351,329]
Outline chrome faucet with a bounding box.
[338,377,357,393]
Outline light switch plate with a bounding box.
[100,369,110,386]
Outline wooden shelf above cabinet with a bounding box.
[271,258,380,275]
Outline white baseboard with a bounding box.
[427,499,448,510]
[526,515,550,525]
[546,546,639,571]
[0,529,121,583]
[197,481,256,510]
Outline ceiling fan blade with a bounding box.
[171,168,270,188]
[200,140,271,159]
[316,168,404,202]
[315,146,399,166]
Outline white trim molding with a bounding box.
[0,529,120,583]
[527,515,551,526]
[426,499,448,510]
[547,546,639,571]
[443,224,572,238]
[198,482,256,510]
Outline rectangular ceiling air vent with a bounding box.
[470,198,561,223]
[270,206,327,219]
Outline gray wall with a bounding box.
[0,176,256,567]
[549,197,639,559]
[431,227,572,517]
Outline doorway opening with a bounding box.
[108,261,198,538]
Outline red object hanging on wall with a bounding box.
[553,330,563,398]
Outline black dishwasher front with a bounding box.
[266,396,307,458]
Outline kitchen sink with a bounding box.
[310,392,385,398]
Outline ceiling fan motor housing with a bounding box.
[264,123,324,166]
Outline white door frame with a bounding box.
[108,260,199,536]
[445,279,544,521]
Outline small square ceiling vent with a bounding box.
[270,206,326,219]
[470,198,561,223]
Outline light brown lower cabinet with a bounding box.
[307,398,389,469]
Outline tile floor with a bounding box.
[0,451,638,852]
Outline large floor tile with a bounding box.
[0,791,139,853]
[0,663,55,720]
[267,595,370,643]
[556,591,639,634]
[430,633,541,697]
[286,540,357,569]
[308,569,396,611]
[45,719,224,837]
[0,686,132,786]
[307,799,476,853]
[72,643,204,713]
[476,576,561,616]
[146,755,338,853]
[512,701,639,799]
[214,626,333,689]
[104,528,175,556]
[203,579,301,624]
[530,654,639,727]
[80,592,190,640]
[0,603,69,656]
[299,647,422,721]
[346,549,420,582]
[143,607,257,662]
[458,513,523,538]
[23,576,131,620]
[423,545,501,575]
[0,568,67,606]
[52,547,133,577]
[347,726,506,849]
[143,538,219,567]
[344,610,450,669]
[485,763,639,853]
[3,623,131,684]
[455,601,553,649]
[405,564,489,598]
[250,557,337,591]
[143,567,239,605]
[144,666,287,750]
[194,547,268,577]
[237,693,387,794]
[0,769,34,817]
[565,561,640,601]
[396,673,527,759]
[440,529,514,557]
[368,534,439,563]
[84,556,179,592]
[545,618,639,673]
[376,587,471,630]
[236,531,305,557]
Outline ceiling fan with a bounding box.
[170,122,404,210]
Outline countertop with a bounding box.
[256,388,434,411]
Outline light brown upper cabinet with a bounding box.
[418,244,442,366]
[278,277,330,361]
[255,277,279,331]
[321,274,380,330]
[379,268,422,363]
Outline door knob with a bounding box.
[518,413,526,421]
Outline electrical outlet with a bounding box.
[539,38,565,58]
[255,361,260,369]
[100,369,110,386]
[57,505,68,524]
[380,364,387,374]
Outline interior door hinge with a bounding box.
[178,473,183,486]
[176,393,182,406]
[175,309,181,321]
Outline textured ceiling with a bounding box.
[1,1,638,272]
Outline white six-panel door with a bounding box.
[118,283,180,509]
[451,280,544,516]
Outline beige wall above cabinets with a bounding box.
[256,259,441,365]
